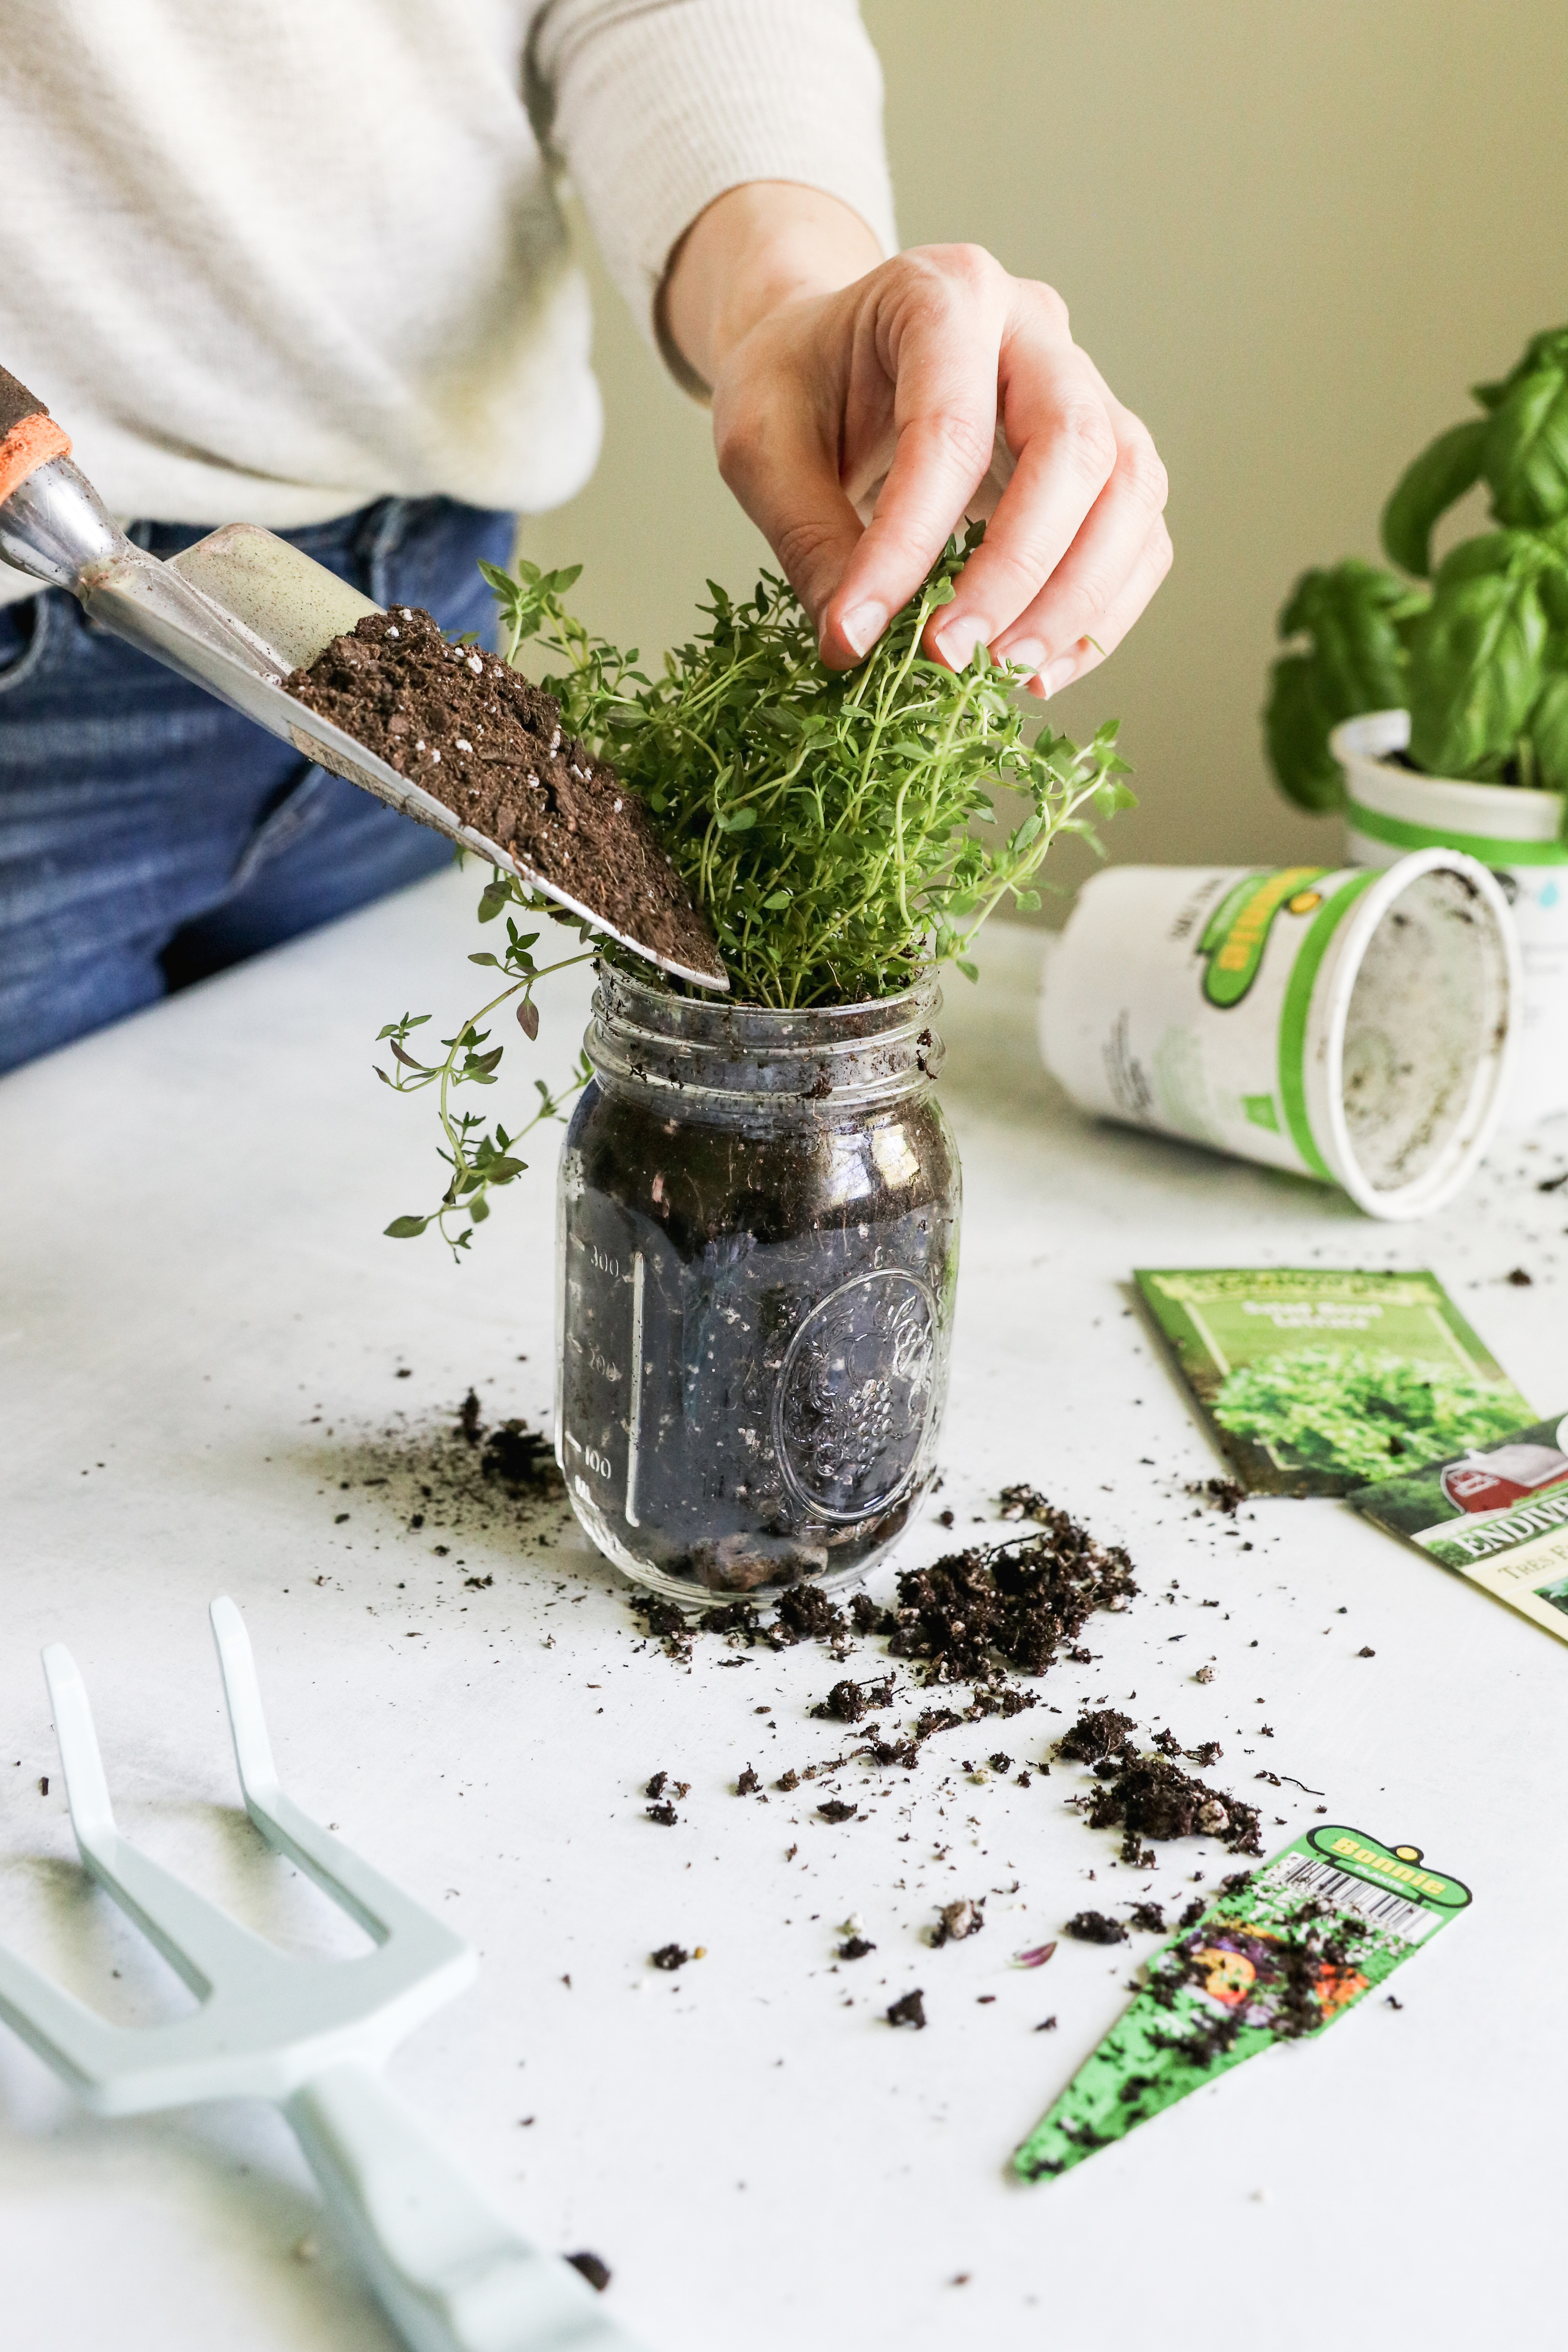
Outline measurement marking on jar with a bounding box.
[580,1446,612,1481]
[588,1243,621,1276]
[624,1250,646,1527]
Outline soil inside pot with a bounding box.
[283,608,720,977]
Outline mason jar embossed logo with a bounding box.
[772,1270,938,1523]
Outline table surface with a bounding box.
[3,870,1564,2352]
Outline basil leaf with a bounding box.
[1381,418,1487,577]
[1405,546,1547,775]
[1527,670,1568,792]
[1485,358,1568,527]
[1263,561,1413,809]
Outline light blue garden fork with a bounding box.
[0,1597,652,2352]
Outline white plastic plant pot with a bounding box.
[1332,709,1568,1128]
[1038,849,1520,1221]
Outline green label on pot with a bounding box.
[1013,1825,1470,2184]
[1351,1412,1568,1644]
[1199,866,1329,1006]
[1136,1266,1531,1495]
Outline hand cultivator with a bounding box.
[0,1599,650,2352]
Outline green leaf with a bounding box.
[1405,541,1548,775]
[1526,669,1568,792]
[468,951,501,967]
[1381,418,1487,577]
[384,1215,430,1239]
[762,890,792,910]
[1485,357,1568,528]
[956,959,979,983]
[1263,561,1414,809]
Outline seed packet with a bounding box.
[1013,1825,1470,2183]
[1349,1413,1568,1644]
[1135,1267,1530,1495]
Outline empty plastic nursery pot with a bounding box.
[555,964,960,1604]
[1037,849,1521,1221]
[1332,708,1568,1129]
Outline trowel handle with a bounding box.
[287,2062,655,2352]
[0,366,72,503]
[0,367,127,594]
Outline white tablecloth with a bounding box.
[2,871,1563,2350]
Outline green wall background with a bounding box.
[526,0,1568,918]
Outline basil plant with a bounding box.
[1266,324,1568,818]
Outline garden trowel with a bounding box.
[0,365,726,989]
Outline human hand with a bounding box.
[662,185,1171,693]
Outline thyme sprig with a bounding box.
[375,907,590,1256]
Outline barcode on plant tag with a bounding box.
[1263,1853,1439,1944]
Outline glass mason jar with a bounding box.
[554,964,961,1604]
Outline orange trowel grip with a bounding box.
[0,367,71,505]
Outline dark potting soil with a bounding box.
[565,2253,612,2294]
[885,1514,1138,1682]
[563,1060,959,1594]
[649,1943,690,1971]
[1086,1751,1263,1863]
[886,1989,927,2029]
[627,1499,1140,1788]
[1065,1911,1128,1945]
[1055,1709,1137,1766]
[283,608,722,979]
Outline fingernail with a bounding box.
[933,619,982,671]
[1000,640,1047,678]
[838,602,886,660]
[1041,654,1078,698]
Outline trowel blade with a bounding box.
[83,524,728,992]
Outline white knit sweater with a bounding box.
[0,0,896,601]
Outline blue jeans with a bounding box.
[0,495,518,1074]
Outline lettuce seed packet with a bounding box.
[1136,1267,1530,1495]
[1350,1412,1568,1644]
[1014,1825,1470,2183]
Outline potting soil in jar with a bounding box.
[554,967,960,1603]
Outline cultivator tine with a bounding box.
[42,1644,280,1997]
[209,1599,465,1960]
[0,1940,129,2107]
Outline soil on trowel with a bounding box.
[284,608,723,980]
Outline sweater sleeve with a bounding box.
[528,0,897,363]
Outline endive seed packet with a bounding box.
[1014,1825,1470,2183]
[1136,1267,1529,1495]
[1350,1412,1568,1645]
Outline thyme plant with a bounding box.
[380,535,1131,1251]
[488,529,1132,1006]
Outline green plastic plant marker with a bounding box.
[1013,1824,1470,2183]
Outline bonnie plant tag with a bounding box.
[1136,1266,1530,1495]
[1013,1826,1470,2183]
[1350,1412,1568,1644]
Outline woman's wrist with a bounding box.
[659,181,883,393]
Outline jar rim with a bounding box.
[586,959,945,1106]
